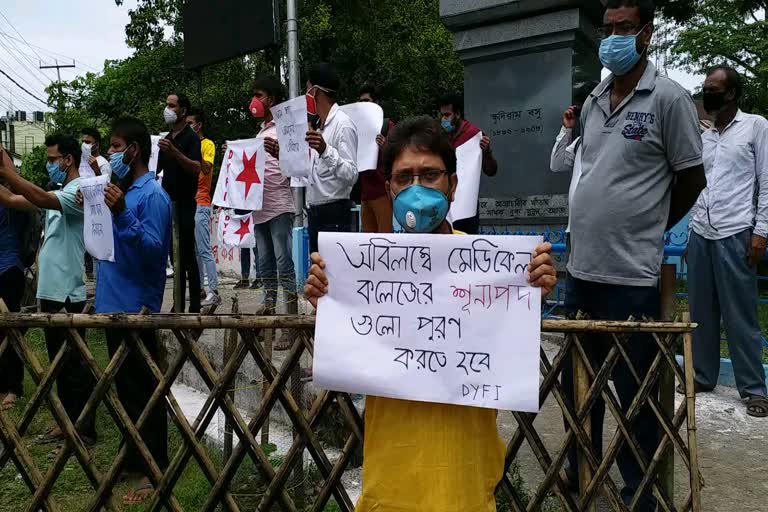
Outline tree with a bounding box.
[661,0,768,114]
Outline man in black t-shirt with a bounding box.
[158,92,203,312]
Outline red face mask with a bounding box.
[249,96,266,118]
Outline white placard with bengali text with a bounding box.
[313,232,542,412]
[149,135,162,173]
[448,132,483,223]
[271,96,312,178]
[80,175,115,262]
[339,102,384,172]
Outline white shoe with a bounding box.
[166,267,174,278]
[202,292,222,307]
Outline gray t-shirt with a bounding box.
[568,62,703,287]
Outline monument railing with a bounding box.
[0,305,702,511]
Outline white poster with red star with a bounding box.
[212,138,266,210]
[217,209,256,248]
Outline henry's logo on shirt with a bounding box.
[621,111,655,141]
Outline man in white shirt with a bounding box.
[549,83,598,235]
[81,128,112,179]
[689,65,768,417]
[267,63,358,252]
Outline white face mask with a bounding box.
[163,107,178,126]
[81,143,93,157]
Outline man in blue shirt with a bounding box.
[0,147,26,411]
[0,135,97,448]
[91,117,172,505]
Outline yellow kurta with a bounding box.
[355,228,506,511]
[355,396,505,512]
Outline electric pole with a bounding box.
[39,59,76,111]
[286,0,305,228]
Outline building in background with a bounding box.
[0,111,46,159]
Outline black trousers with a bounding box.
[562,275,660,511]
[0,267,24,395]
[172,205,201,313]
[106,329,168,474]
[307,199,356,253]
[40,298,97,439]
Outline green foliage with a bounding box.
[20,145,49,188]
[661,0,768,114]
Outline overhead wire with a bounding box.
[0,38,51,91]
[0,28,100,74]
[0,69,47,105]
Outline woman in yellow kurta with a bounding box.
[304,116,557,511]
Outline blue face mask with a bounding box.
[599,26,647,76]
[110,151,130,179]
[393,185,450,233]
[441,118,454,133]
[46,161,66,185]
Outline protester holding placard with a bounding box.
[439,93,497,235]
[158,92,203,313]
[305,116,556,512]
[81,128,112,179]
[0,135,96,447]
[96,117,171,506]
[248,75,298,348]
[358,84,394,233]
[265,63,358,252]
[186,108,221,307]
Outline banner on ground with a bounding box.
[339,102,384,172]
[212,138,266,210]
[217,209,256,248]
[313,232,542,412]
[271,96,312,178]
[80,175,115,262]
[447,132,483,223]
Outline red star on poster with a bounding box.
[236,150,261,197]
[234,217,251,242]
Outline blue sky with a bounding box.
[0,0,136,113]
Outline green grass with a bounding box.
[0,329,350,511]
[0,328,242,511]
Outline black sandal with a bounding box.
[746,395,768,418]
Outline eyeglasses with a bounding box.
[391,169,447,187]
[599,22,644,38]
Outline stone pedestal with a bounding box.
[441,0,604,229]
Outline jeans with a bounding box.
[689,230,767,397]
[253,213,296,304]
[562,275,660,512]
[194,205,218,292]
[40,298,97,440]
[240,246,259,281]
[0,266,24,396]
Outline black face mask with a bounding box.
[703,91,727,114]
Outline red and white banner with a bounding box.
[217,210,256,248]
[212,138,266,210]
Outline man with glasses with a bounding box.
[563,0,706,509]
[0,135,96,449]
[688,65,768,418]
[265,63,358,253]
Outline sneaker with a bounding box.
[233,279,249,289]
[249,279,263,290]
[166,267,174,278]
[202,292,222,307]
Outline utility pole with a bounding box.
[39,59,76,111]
[286,0,305,229]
